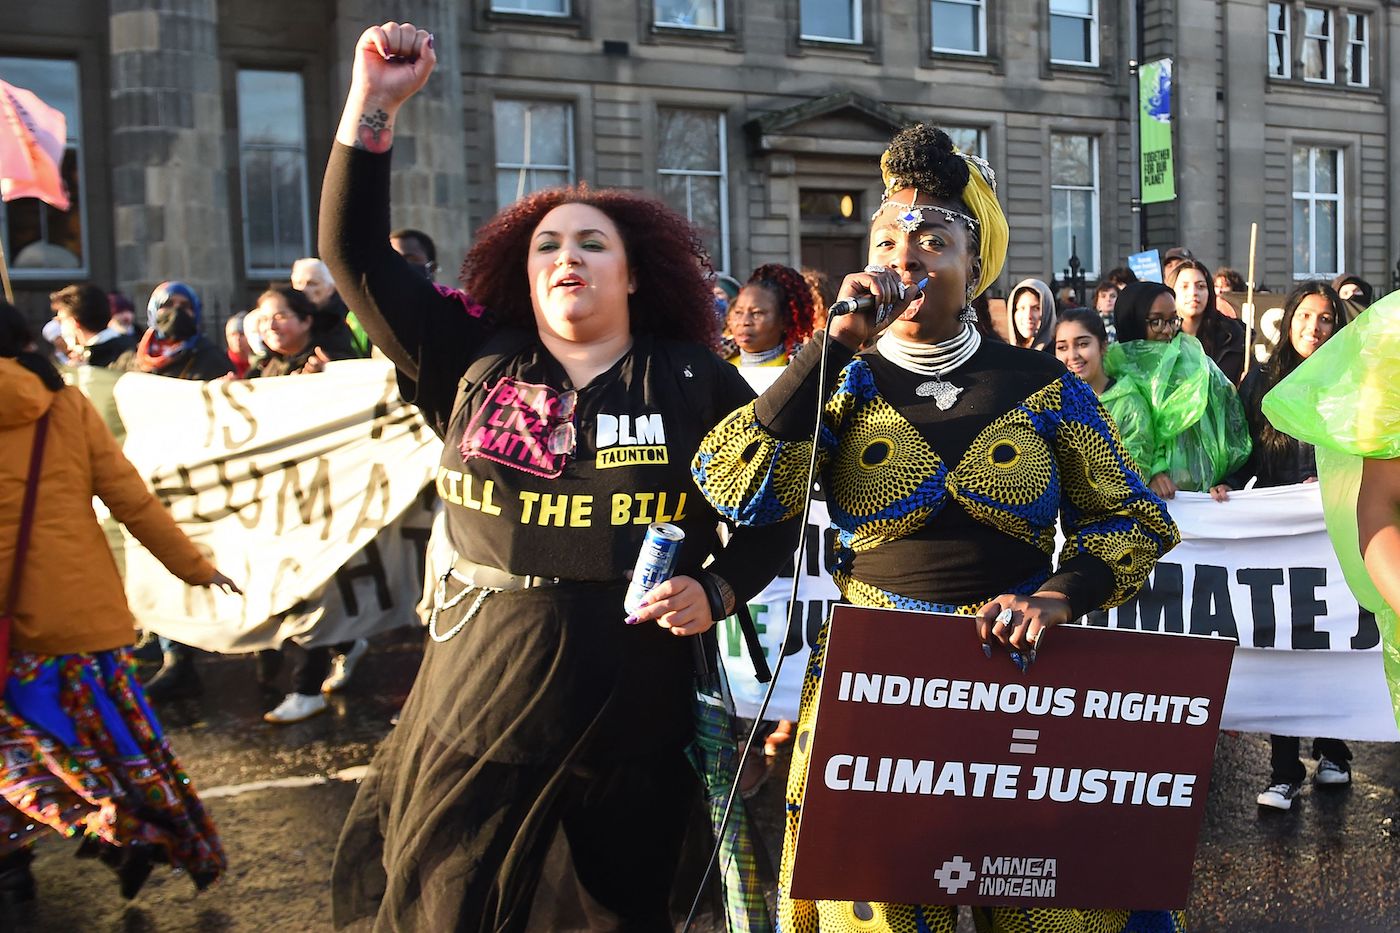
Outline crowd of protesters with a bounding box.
[9,194,1386,901]
[9,203,1384,899]
[1,18,1397,929]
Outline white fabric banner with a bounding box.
[716,482,1399,741]
[89,360,443,652]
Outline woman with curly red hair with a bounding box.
[320,22,794,931]
[726,262,817,367]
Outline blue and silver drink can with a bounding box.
[624,522,685,616]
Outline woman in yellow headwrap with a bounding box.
[691,123,1181,932]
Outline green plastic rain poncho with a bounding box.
[1263,292,1400,725]
[1102,332,1252,489]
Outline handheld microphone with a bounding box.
[827,276,929,317]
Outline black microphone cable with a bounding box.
[681,321,843,931]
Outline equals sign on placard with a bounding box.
[1009,729,1039,754]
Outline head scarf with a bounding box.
[134,281,203,373]
[1008,278,1058,350]
[1113,282,1174,343]
[878,145,1008,298]
[1330,273,1373,309]
[146,281,202,332]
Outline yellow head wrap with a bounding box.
[878,144,1008,298]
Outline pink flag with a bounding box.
[0,79,70,211]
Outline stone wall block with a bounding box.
[109,10,159,52]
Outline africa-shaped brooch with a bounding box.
[915,377,963,411]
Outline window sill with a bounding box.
[5,268,92,282]
[1047,60,1109,82]
[923,50,1001,74]
[480,8,588,37]
[647,24,741,51]
[793,35,879,62]
[1267,76,1382,98]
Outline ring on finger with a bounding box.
[995,608,1014,626]
[864,263,887,274]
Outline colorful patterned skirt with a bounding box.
[0,648,225,889]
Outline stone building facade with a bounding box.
[1,0,1396,329]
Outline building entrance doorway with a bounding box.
[799,235,864,299]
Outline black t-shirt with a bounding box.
[320,142,792,599]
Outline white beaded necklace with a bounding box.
[876,324,982,410]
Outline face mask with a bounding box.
[155,306,197,341]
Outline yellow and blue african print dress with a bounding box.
[692,337,1182,933]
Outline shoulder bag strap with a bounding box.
[4,411,51,617]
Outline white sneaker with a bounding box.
[1257,781,1301,810]
[1315,757,1352,786]
[264,692,328,724]
[321,639,370,694]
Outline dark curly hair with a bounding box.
[1215,267,1246,293]
[879,124,978,253]
[746,263,816,353]
[461,185,717,348]
[882,124,971,203]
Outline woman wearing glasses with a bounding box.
[1106,282,1251,499]
[321,22,794,931]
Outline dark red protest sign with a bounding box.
[788,605,1233,909]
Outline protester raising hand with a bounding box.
[300,346,332,375]
[335,22,437,153]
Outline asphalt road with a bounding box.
[10,636,1400,932]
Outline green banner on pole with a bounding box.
[1140,58,1176,205]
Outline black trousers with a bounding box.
[1269,735,1352,784]
[258,641,354,695]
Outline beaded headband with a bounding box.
[872,187,981,235]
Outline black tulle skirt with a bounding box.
[331,579,699,931]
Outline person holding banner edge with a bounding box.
[1262,289,1400,743]
[320,22,796,930]
[692,124,1181,932]
[1209,281,1352,810]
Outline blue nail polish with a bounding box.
[981,643,993,659]
[1009,651,1028,674]
[428,33,435,50]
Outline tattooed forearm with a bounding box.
[356,108,394,153]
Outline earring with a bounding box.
[959,283,977,325]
